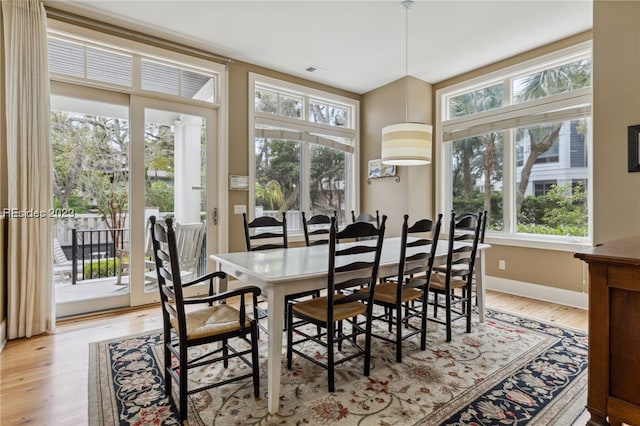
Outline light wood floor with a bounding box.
[0,290,588,425]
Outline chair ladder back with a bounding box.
[243,212,288,251]
[150,216,188,335]
[398,213,443,292]
[327,216,387,309]
[302,211,336,246]
[443,211,483,285]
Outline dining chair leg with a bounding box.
[286,306,293,370]
[163,329,172,397]
[420,294,428,351]
[395,304,402,363]
[251,323,260,398]
[445,291,453,342]
[327,320,335,392]
[223,338,229,368]
[179,341,188,421]
[364,313,373,376]
[465,282,473,334]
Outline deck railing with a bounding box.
[70,228,127,284]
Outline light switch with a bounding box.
[234,205,247,215]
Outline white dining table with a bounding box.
[210,237,490,414]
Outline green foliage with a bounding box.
[518,182,587,236]
[255,139,300,210]
[145,181,174,212]
[255,180,284,210]
[83,258,119,279]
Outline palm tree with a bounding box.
[255,180,284,210]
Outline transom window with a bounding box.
[438,42,592,247]
[249,74,359,232]
[48,33,218,104]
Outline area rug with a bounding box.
[89,309,587,425]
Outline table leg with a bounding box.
[476,252,486,323]
[266,285,284,414]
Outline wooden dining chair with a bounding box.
[351,209,380,226]
[428,211,484,342]
[458,209,487,306]
[351,210,381,242]
[149,216,261,422]
[369,213,442,362]
[242,211,318,332]
[301,211,336,246]
[286,215,387,392]
[243,212,288,251]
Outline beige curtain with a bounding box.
[2,0,53,338]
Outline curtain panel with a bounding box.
[2,0,53,338]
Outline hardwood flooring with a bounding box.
[0,290,588,425]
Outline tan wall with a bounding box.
[361,76,433,237]
[226,60,360,252]
[593,0,640,243]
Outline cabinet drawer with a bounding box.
[608,265,640,291]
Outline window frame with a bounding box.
[436,41,593,251]
[248,73,360,238]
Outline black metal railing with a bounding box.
[70,228,127,284]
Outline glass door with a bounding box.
[51,85,131,317]
[129,97,217,306]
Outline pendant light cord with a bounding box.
[403,0,412,123]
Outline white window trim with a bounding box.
[436,41,593,249]
[248,73,360,238]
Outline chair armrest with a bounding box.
[181,270,227,287]
[182,270,226,297]
[182,285,261,305]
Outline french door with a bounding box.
[129,96,218,306]
[51,84,218,316]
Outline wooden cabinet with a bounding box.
[575,236,640,426]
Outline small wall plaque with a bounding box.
[229,175,249,190]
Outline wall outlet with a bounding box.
[233,205,246,215]
[498,260,506,270]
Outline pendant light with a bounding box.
[381,0,432,166]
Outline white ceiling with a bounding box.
[48,0,593,94]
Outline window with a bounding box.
[438,43,592,245]
[250,74,358,232]
[533,180,557,197]
[48,33,217,104]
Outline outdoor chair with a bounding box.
[149,215,261,422]
[53,238,73,281]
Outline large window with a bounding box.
[438,43,592,246]
[250,74,358,233]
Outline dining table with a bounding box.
[210,236,490,414]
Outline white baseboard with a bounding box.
[485,276,588,310]
[0,319,6,352]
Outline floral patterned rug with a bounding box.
[89,309,587,425]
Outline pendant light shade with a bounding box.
[381,122,432,165]
[381,0,432,166]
